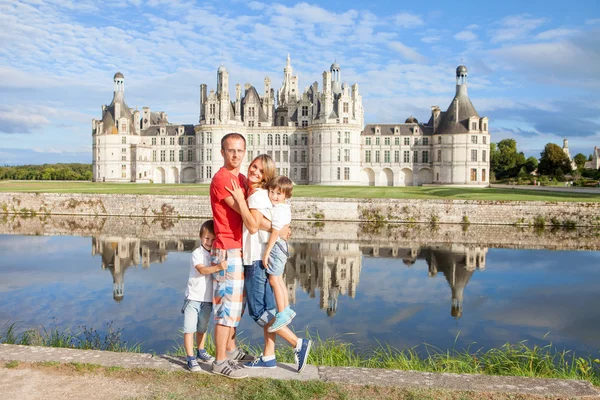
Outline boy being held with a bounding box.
[262,176,296,333]
[182,220,227,372]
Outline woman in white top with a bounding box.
[227,154,312,372]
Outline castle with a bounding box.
[92,57,490,186]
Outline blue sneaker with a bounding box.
[267,309,294,333]
[197,348,215,363]
[294,339,312,373]
[284,306,296,320]
[244,355,277,369]
[187,357,202,372]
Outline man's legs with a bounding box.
[214,324,231,362]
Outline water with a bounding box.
[1,216,599,356]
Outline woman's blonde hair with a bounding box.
[248,154,276,190]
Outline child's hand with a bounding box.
[225,179,245,204]
[262,254,269,269]
[218,260,227,271]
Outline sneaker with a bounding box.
[227,348,256,362]
[285,306,296,320]
[244,355,276,369]
[294,339,312,373]
[196,349,215,363]
[212,359,248,379]
[187,358,202,372]
[267,310,294,333]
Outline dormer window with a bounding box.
[160,127,165,135]
[394,127,399,135]
[375,126,380,135]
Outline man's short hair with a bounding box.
[221,133,246,150]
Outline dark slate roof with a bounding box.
[242,86,269,122]
[140,124,195,136]
[362,123,431,136]
[436,87,479,135]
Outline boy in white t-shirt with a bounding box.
[182,220,227,372]
[262,176,296,333]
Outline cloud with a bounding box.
[454,30,477,41]
[247,1,266,10]
[491,14,547,43]
[392,12,424,28]
[0,147,90,165]
[0,107,51,134]
[535,28,579,41]
[387,41,427,63]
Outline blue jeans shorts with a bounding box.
[182,300,213,334]
[266,241,289,276]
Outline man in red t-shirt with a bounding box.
[209,132,253,379]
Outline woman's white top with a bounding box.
[242,189,271,265]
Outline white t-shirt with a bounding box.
[270,203,291,231]
[185,246,213,302]
[242,189,271,265]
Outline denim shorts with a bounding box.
[182,300,213,334]
[266,241,289,277]
[244,260,277,327]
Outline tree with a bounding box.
[492,139,519,179]
[538,143,573,176]
[524,156,538,174]
[573,153,587,170]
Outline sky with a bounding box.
[0,0,599,165]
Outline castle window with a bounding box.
[122,137,126,144]
[179,150,183,161]
[209,118,215,124]
[170,137,175,145]
[301,150,306,162]
[206,166,212,178]
[394,150,399,163]
[471,168,477,181]
[343,102,349,113]
[247,134,253,145]
[395,137,400,145]
[152,150,157,161]
[247,150,253,162]
[483,136,487,144]
[482,150,487,162]
[482,169,487,181]
[384,150,390,163]
[301,134,308,145]
[471,135,478,144]
[337,149,341,162]
[170,150,175,161]
[301,168,307,180]
[188,149,194,161]
[206,149,212,161]
[275,134,281,145]
[302,106,308,116]
[375,150,380,163]
[438,149,442,162]
[483,123,487,131]
[344,167,350,180]
[206,132,212,144]
[404,137,409,146]
[209,104,215,114]
[161,138,166,145]
[121,123,127,133]
[178,137,184,145]
[283,167,288,176]
[280,116,285,126]
[283,134,288,145]
[249,120,255,127]
[337,167,341,180]
[121,148,126,153]
[337,132,341,144]
[438,136,442,144]
[256,134,261,145]
[384,137,390,146]
[345,132,351,144]
[365,150,371,163]
[343,117,348,124]
[275,151,280,162]
[160,150,166,161]
[267,134,273,145]
[403,151,409,163]
[413,151,418,163]
[293,151,297,162]
[302,120,308,127]
[344,149,350,162]
[423,137,429,145]
[188,137,194,145]
[471,122,478,130]
[422,151,429,163]
[121,156,126,161]
[471,149,477,162]
[248,107,255,117]
[365,137,371,145]
[375,137,380,145]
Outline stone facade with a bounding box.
[93,57,489,186]
[2,192,600,227]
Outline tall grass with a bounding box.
[1,320,141,353]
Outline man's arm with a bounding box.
[224,194,264,234]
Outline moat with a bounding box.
[1,215,599,356]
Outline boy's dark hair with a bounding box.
[199,220,215,237]
[221,132,246,150]
[267,176,293,198]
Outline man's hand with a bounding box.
[262,254,269,269]
[225,179,246,204]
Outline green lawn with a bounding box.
[1,180,599,202]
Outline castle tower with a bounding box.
[330,62,341,94]
[217,65,230,122]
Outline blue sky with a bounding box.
[1,0,599,165]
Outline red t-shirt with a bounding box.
[210,166,247,249]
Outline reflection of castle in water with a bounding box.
[90,236,486,316]
[91,237,197,302]
[361,244,487,318]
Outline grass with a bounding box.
[7,322,597,387]
[1,180,599,202]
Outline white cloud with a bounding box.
[454,30,477,41]
[534,28,579,41]
[421,35,440,44]
[387,41,427,63]
[491,15,547,43]
[466,24,480,30]
[247,1,266,10]
[392,12,424,28]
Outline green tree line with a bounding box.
[0,163,92,181]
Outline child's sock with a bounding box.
[186,355,195,362]
[295,338,303,351]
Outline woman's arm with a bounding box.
[226,180,267,234]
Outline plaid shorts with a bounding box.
[212,249,245,327]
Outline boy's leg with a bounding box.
[184,333,195,357]
[268,274,286,313]
[183,300,200,356]
[277,276,290,309]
